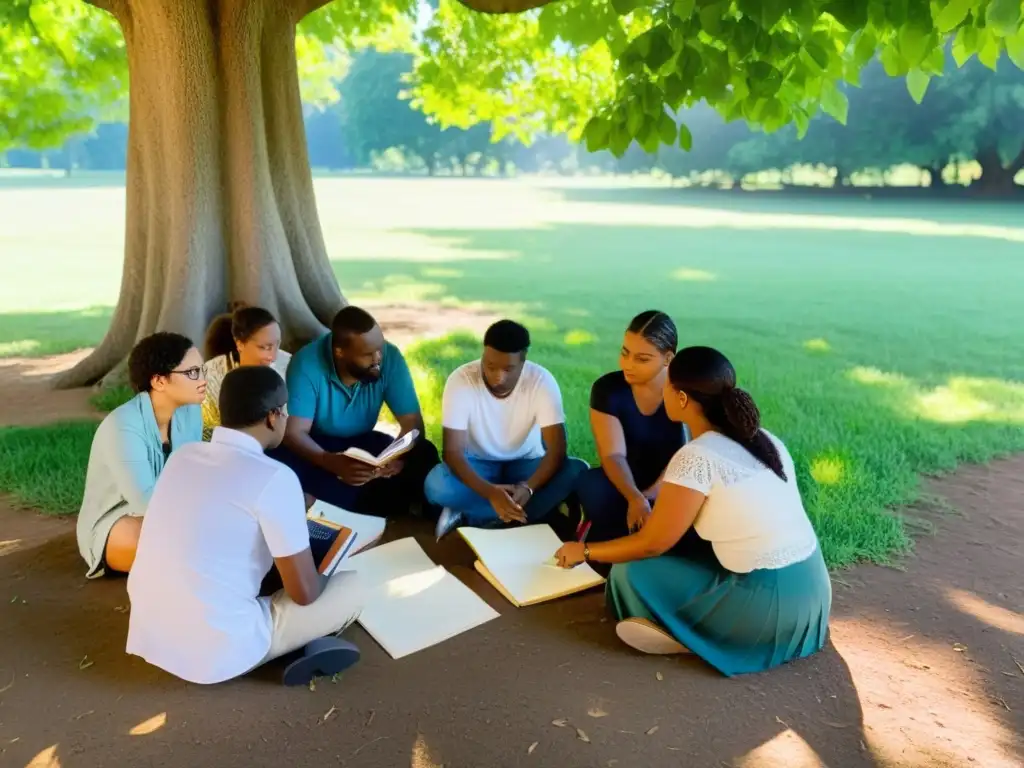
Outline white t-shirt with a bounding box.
[126,428,311,684]
[441,360,565,461]
[662,430,820,573]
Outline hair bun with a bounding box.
[722,387,760,441]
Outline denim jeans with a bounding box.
[423,455,587,526]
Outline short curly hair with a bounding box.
[128,332,196,393]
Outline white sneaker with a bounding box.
[615,618,689,655]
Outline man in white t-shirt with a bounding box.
[126,366,365,686]
[425,319,586,540]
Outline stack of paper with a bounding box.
[345,538,499,659]
[458,524,606,607]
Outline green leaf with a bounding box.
[673,0,696,20]
[934,0,975,33]
[898,23,931,66]
[880,45,910,75]
[922,44,946,75]
[824,0,868,30]
[747,61,783,97]
[644,26,676,73]
[582,116,611,152]
[611,0,642,16]
[952,25,979,66]
[793,106,811,138]
[985,0,1022,36]
[820,80,849,124]
[609,120,632,157]
[1007,28,1024,69]
[804,42,831,71]
[678,122,693,151]
[905,68,930,102]
[978,30,1001,70]
[658,110,678,144]
[853,29,878,66]
[759,0,788,30]
[699,3,727,35]
[626,98,645,137]
[663,74,689,109]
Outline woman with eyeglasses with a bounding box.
[201,305,291,441]
[77,332,206,579]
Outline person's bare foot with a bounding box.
[615,617,690,655]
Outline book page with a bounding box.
[459,524,604,606]
[308,502,386,554]
[344,537,438,589]
[357,566,499,659]
[377,429,418,462]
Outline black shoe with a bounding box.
[434,507,464,541]
[282,637,360,686]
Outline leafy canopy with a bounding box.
[3,0,1023,158]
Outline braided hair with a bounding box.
[627,310,678,354]
[668,346,786,481]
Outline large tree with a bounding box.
[3,0,1023,387]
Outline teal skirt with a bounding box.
[606,531,832,676]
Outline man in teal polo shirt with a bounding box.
[269,306,440,518]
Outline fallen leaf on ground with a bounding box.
[576,728,590,743]
[775,716,789,727]
[551,718,569,728]
[587,707,608,718]
[953,643,968,653]
[656,671,664,681]
[78,656,94,670]
[365,710,375,727]
[321,706,336,724]
[646,726,659,736]
[527,742,538,754]
[9,596,17,603]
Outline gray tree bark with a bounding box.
[59,0,345,388]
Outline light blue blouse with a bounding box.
[76,391,202,577]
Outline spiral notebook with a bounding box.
[458,524,605,608]
[345,537,499,659]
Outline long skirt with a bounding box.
[606,531,832,676]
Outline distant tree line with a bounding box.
[4,48,1021,195]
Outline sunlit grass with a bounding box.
[1,176,1023,568]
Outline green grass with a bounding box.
[2,175,1023,569]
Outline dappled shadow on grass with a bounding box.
[0,306,113,359]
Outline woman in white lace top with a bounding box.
[201,306,291,440]
[554,346,831,676]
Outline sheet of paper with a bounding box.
[357,565,499,659]
[308,501,386,554]
[345,537,439,589]
[460,524,604,606]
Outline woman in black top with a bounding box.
[576,311,687,542]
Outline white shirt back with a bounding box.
[126,428,311,684]
[663,431,820,573]
[441,360,565,461]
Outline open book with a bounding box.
[342,429,419,468]
[345,537,498,659]
[458,524,606,608]
[307,501,386,555]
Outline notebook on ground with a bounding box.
[342,429,419,468]
[458,524,606,608]
[307,501,386,555]
[345,537,499,659]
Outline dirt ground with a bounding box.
[0,310,1021,768]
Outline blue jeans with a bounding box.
[424,455,587,526]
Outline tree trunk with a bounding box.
[973,144,1022,196]
[58,0,344,389]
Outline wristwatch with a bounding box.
[519,482,534,498]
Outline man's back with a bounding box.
[127,428,309,684]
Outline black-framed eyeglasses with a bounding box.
[171,366,205,381]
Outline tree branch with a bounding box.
[293,0,334,22]
[83,0,127,21]
[454,0,559,12]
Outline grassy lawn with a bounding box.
[2,174,1023,568]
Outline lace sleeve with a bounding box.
[663,445,714,495]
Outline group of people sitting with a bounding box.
[75,304,832,685]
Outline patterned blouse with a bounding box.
[201,351,292,440]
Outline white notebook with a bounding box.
[345,537,499,659]
[458,524,606,608]
[307,501,386,555]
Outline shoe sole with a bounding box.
[282,639,361,686]
[615,618,689,655]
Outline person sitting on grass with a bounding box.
[553,346,832,677]
[126,366,364,686]
[426,319,587,540]
[76,332,205,579]
[269,305,440,518]
[200,305,291,440]
[575,311,688,543]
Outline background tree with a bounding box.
[2,0,1022,387]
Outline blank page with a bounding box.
[357,566,499,659]
[459,525,605,606]
[345,537,438,589]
